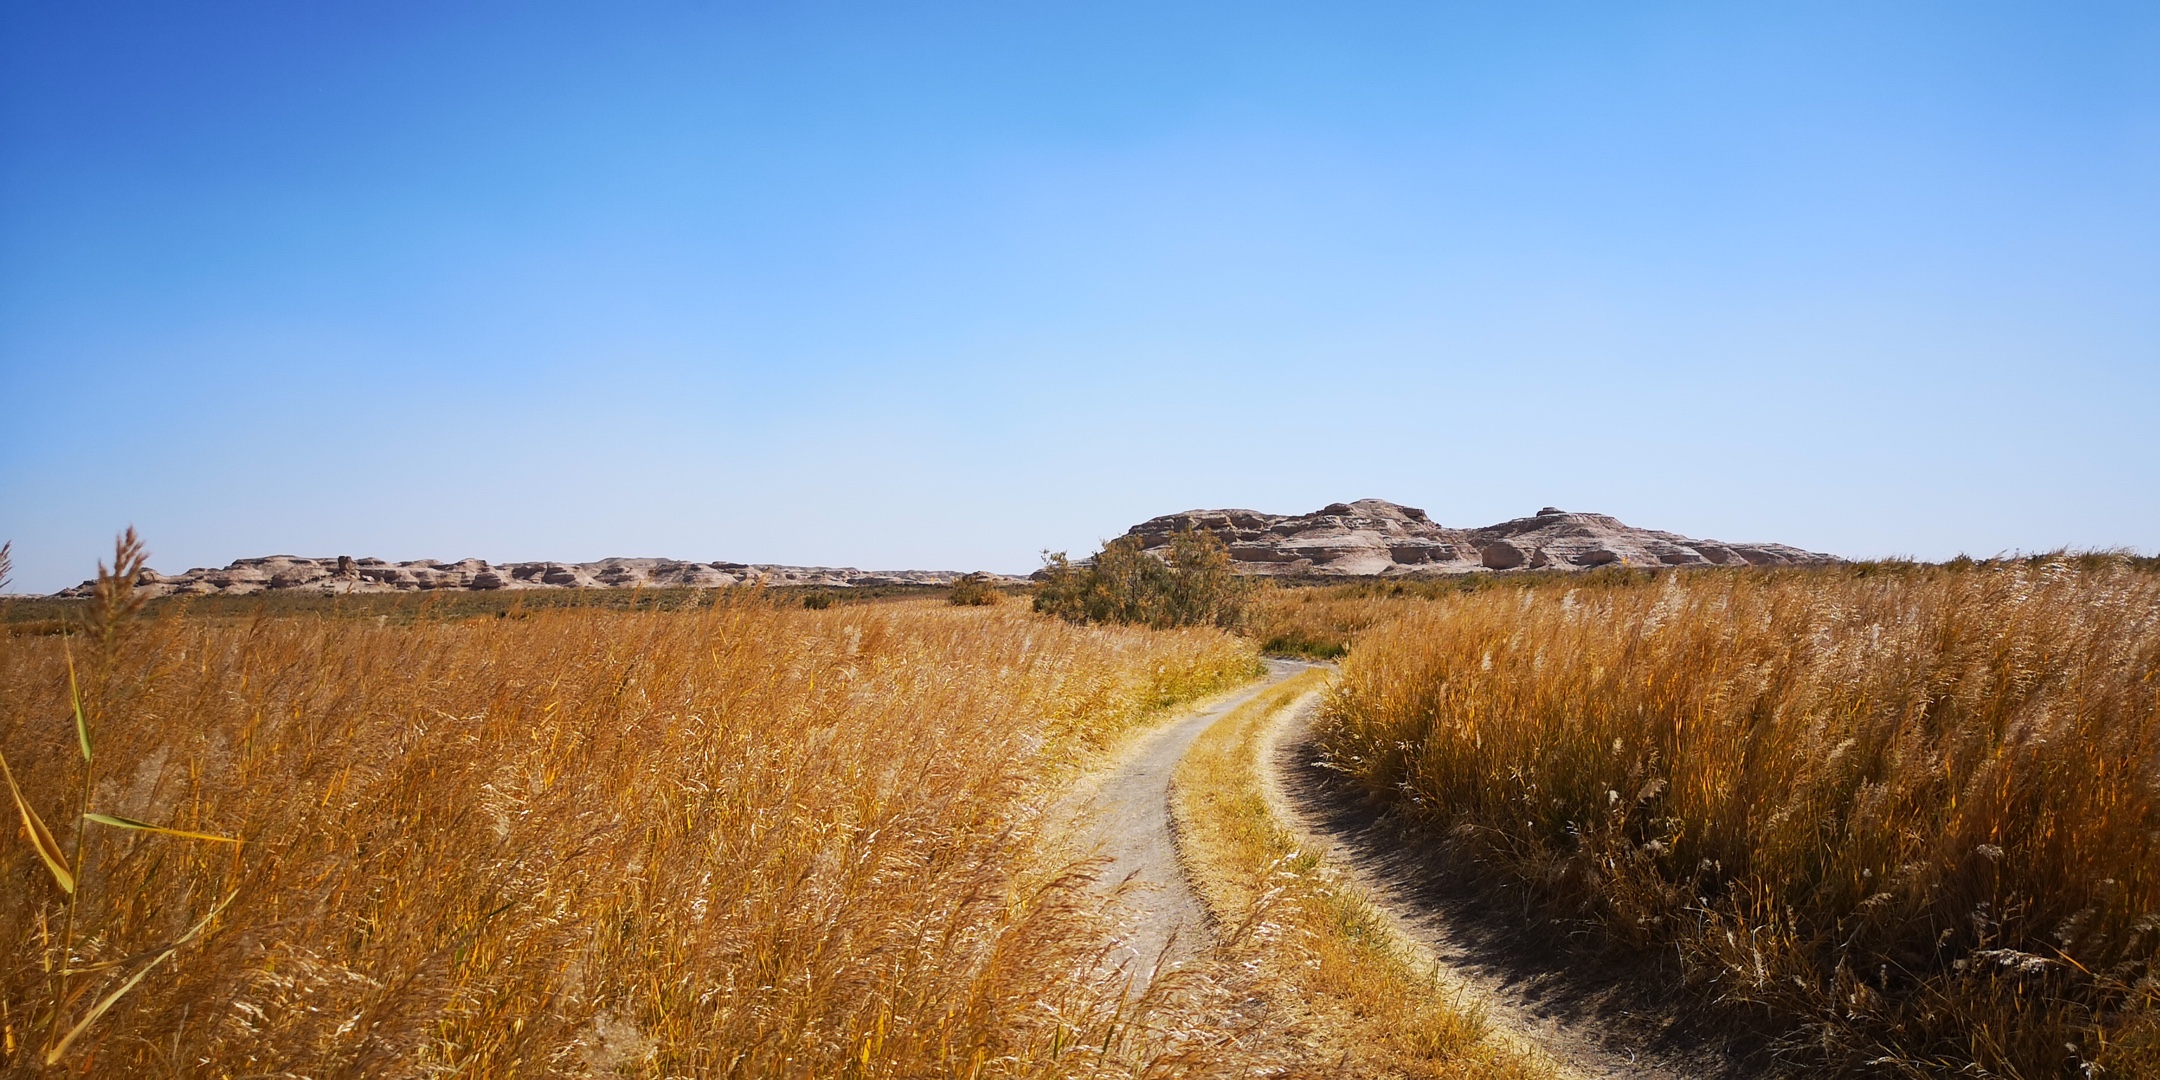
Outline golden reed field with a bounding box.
[0,566,1266,1076]
[1313,559,2160,1077]
[8,540,2158,1079]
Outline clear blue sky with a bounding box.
[3,3,2155,591]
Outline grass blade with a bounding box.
[0,747,73,893]
[43,889,235,1065]
[43,947,171,1064]
[84,812,240,845]
[64,637,90,762]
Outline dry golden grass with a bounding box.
[1242,570,1670,662]
[1242,586,1409,660]
[1170,671,1549,1080]
[1,581,1265,1077]
[1318,560,2160,1076]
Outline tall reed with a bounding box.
[1320,560,2160,1075]
[2,588,1260,1076]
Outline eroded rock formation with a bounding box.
[1122,499,1836,576]
[57,556,1021,598]
[51,500,1837,597]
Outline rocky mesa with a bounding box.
[1122,499,1838,576]
[51,500,1834,597]
[57,556,1021,599]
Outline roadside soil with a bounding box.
[1260,690,1788,1080]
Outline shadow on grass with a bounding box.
[1274,718,1797,1080]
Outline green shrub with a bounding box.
[1034,529,1250,629]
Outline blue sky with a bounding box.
[3,2,2155,591]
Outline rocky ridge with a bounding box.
[1123,499,1837,576]
[57,556,1021,599]
[50,501,1836,597]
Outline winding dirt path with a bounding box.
[1070,661,1763,1076]
[1067,658,1315,982]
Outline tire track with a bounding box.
[1067,658,1315,982]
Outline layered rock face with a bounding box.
[57,556,1019,599]
[1123,499,1837,576]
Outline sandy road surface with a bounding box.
[1068,658,1315,983]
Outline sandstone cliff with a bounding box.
[1122,499,1837,576]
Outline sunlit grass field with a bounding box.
[1316,558,2160,1076]
[14,544,2154,1077]
[1,583,1261,1076]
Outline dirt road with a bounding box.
[1072,660,1757,1077]
[1070,658,1314,983]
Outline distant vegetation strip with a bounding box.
[1,581,1000,633]
[1315,556,2160,1077]
[1,545,1265,1075]
[1170,670,1551,1080]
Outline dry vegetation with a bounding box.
[1316,559,2160,1076]
[1170,672,1548,1080]
[946,573,1004,608]
[1242,587,1407,660]
[1035,531,1249,631]
[1,541,1266,1076]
